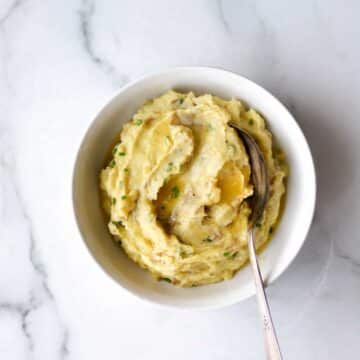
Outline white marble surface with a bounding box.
[1,0,359,359]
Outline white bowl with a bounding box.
[72,67,316,310]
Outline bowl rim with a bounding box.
[72,66,317,310]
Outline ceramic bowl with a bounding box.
[72,67,316,309]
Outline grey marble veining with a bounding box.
[0,0,359,359]
[0,141,69,358]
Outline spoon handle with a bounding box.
[248,230,283,360]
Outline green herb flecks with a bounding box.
[134,119,143,126]
[207,123,214,131]
[255,223,262,228]
[249,119,254,126]
[171,186,180,198]
[112,220,123,226]
[119,151,126,156]
[124,167,129,172]
[175,98,184,106]
[166,162,174,172]
[160,277,172,283]
[112,198,116,205]
[109,159,116,168]
[224,251,238,259]
[121,195,127,200]
[112,145,119,155]
[269,226,274,234]
[203,237,213,243]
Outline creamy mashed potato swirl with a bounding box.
[100,91,287,287]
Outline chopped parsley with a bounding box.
[224,251,238,259]
[203,237,213,243]
[121,195,127,200]
[171,186,180,198]
[109,159,116,168]
[124,167,129,172]
[166,162,174,171]
[249,119,254,125]
[112,220,123,226]
[134,119,143,126]
[112,145,119,155]
[255,223,262,228]
[269,226,274,234]
[175,98,184,106]
[112,198,116,205]
[119,151,126,156]
[207,123,214,131]
[160,277,172,283]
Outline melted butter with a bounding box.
[155,177,185,219]
[217,161,245,203]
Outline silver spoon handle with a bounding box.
[248,230,283,360]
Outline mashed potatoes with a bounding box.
[100,91,287,287]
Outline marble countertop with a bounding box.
[1,0,359,359]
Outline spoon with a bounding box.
[229,122,283,360]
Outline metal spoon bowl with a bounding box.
[229,121,283,360]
